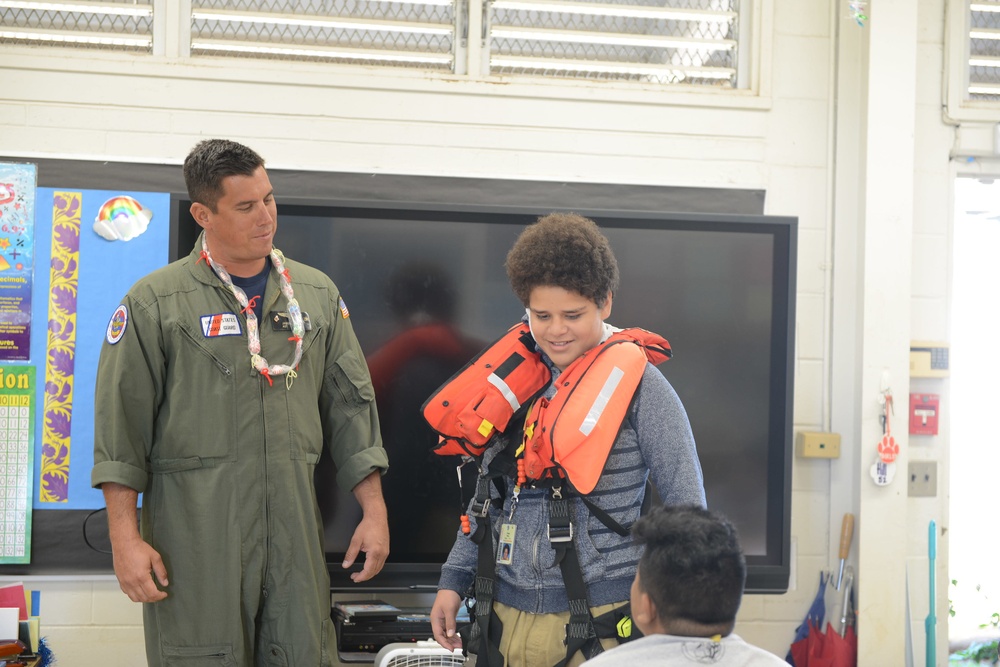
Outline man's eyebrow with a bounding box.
[234,190,274,207]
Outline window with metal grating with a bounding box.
[0,0,154,52]
[189,0,457,71]
[969,1,1000,101]
[0,0,754,89]
[486,0,740,86]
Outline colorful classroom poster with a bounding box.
[0,163,37,362]
[0,365,35,564]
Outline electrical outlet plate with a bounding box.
[908,461,938,497]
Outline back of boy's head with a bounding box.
[505,212,619,308]
[634,505,746,629]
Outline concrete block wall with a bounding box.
[3,577,145,665]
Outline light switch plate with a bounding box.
[908,461,937,497]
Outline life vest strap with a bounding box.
[547,496,573,545]
[471,510,505,667]
[579,494,630,537]
[591,604,642,643]
[549,488,605,665]
[468,497,491,518]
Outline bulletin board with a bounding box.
[28,188,170,509]
[0,181,170,574]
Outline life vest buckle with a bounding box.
[547,522,573,543]
[468,496,492,518]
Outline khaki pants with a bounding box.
[465,600,625,667]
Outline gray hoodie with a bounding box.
[437,355,706,614]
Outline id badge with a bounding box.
[497,523,516,565]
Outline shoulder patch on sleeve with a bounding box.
[106,304,128,344]
[338,296,350,319]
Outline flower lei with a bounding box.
[199,237,304,388]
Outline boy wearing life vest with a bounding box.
[427,212,707,667]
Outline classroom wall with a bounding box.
[0,0,961,664]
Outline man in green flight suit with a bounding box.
[92,139,389,666]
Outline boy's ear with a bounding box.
[632,587,657,627]
[600,291,613,319]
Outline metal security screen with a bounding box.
[190,0,457,70]
[0,0,752,87]
[487,0,739,85]
[0,0,153,51]
[969,1,1000,100]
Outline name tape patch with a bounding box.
[201,313,243,337]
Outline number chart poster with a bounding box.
[30,189,170,509]
[0,365,35,564]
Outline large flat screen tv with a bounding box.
[175,200,796,595]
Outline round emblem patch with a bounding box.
[106,305,128,344]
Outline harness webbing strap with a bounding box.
[549,489,605,667]
[465,449,636,667]
[471,515,505,666]
[579,494,630,537]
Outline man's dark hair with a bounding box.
[183,139,265,212]
[634,504,746,629]
[505,212,619,308]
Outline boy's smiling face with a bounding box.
[526,286,612,371]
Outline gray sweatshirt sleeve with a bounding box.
[635,364,707,507]
[438,519,480,594]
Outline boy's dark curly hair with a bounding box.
[505,212,619,308]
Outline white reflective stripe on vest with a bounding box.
[488,372,521,411]
[579,366,625,436]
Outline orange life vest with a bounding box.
[422,323,550,457]
[422,322,671,492]
[521,328,670,493]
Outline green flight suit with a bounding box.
[92,237,388,666]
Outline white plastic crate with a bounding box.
[374,640,466,667]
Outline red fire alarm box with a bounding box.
[909,393,940,436]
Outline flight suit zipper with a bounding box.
[177,325,233,376]
[257,277,281,604]
[261,374,270,601]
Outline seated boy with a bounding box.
[582,504,787,666]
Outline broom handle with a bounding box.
[925,520,936,667]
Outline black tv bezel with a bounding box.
[0,153,789,597]
[173,198,795,595]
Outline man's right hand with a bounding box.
[101,482,169,603]
[430,589,463,651]
[112,536,169,603]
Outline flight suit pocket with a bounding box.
[329,350,375,415]
[162,321,238,461]
[161,643,236,665]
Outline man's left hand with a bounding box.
[342,512,389,582]
[344,470,390,582]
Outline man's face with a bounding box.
[193,165,277,276]
[526,286,612,371]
